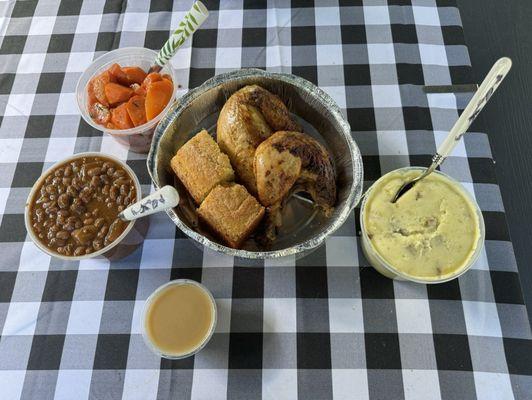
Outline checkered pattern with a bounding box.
[0,1,530,399]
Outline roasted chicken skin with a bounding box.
[254,131,336,242]
[217,85,301,194]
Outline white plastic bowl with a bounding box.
[24,152,148,261]
[359,167,485,283]
[76,47,178,153]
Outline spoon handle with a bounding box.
[152,1,209,70]
[119,185,180,221]
[434,57,512,166]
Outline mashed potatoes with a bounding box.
[362,169,481,281]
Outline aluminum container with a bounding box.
[148,68,363,259]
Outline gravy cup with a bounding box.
[141,279,217,359]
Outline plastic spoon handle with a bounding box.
[119,185,179,221]
[434,57,512,166]
[391,57,512,203]
[152,1,209,70]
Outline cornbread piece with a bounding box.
[171,130,234,204]
[198,183,265,248]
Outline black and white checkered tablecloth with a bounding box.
[0,1,531,399]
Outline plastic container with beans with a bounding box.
[28,155,137,257]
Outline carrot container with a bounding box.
[76,47,178,153]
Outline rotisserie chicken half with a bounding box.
[217,85,301,194]
[217,85,337,242]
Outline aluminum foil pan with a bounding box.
[147,68,363,259]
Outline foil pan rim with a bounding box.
[148,68,364,259]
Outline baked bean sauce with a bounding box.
[29,156,137,257]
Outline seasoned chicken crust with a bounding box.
[254,131,336,243]
[217,85,301,194]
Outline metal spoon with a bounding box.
[391,57,512,203]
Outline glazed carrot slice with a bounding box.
[89,70,115,107]
[109,63,128,84]
[126,95,147,127]
[139,72,162,99]
[142,72,162,88]
[111,103,134,129]
[89,102,111,125]
[134,84,146,97]
[145,79,173,120]
[122,67,147,85]
[104,83,134,105]
[87,82,98,105]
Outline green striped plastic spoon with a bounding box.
[149,1,209,73]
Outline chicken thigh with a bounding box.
[254,131,336,242]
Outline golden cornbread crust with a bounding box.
[198,183,265,248]
[171,130,234,204]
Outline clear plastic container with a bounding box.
[24,152,149,261]
[359,167,485,284]
[76,47,178,153]
[141,279,217,359]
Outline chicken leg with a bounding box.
[254,131,336,243]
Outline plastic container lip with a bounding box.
[24,152,141,261]
[141,279,218,360]
[75,47,178,136]
[359,166,486,284]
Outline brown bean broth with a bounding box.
[29,155,137,257]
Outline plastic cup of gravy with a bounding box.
[141,279,217,359]
[360,167,485,283]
